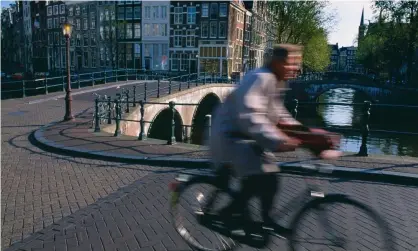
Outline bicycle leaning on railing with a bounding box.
[168,153,395,251]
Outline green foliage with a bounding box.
[267,1,336,71]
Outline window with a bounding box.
[83,51,89,67]
[219,3,227,17]
[91,34,96,46]
[161,6,167,19]
[54,5,58,15]
[201,22,208,37]
[83,18,88,30]
[76,34,81,46]
[152,6,159,19]
[210,3,218,19]
[126,24,132,38]
[144,44,151,57]
[174,30,182,47]
[75,6,80,15]
[111,9,115,20]
[47,6,52,16]
[134,43,140,60]
[144,6,150,19]
[60,17,65,25]
[100,26,104,40]
[236,28,239,40]
[186,30,195,47]
[91,50,96,67]
[144,24,150,36]
[180,54,187,71]
[187,7,196,24]
[54,18,58,28]
[100,47,105,66]
[134,6,141,19]
[134,23,141,38]
[210,22,217,38]
[47,18,52,29]
[126,7,133,19]
[171,53,179,70]
[152,24,159,36]
[60,4,65,14]
[219,22,226,38]
[61,34,65,45]
[118,7,124,19]
[69,7,73,16]
[90,13,96,29]
[174,7,182,24]
[153,44,159,67]
[61,47,65,68]
[83,34,89,46]
[202,4,208,17]
[160,24,167,36]
[76,19,80,30]
[54,32,59,45]
[118,23,125,38]
[82,6,87,15]
[48,33,53,45]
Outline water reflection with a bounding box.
[298,88,418,157]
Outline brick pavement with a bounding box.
[2,81,418,251]
[4,171,418,251]
[1,79,198,249]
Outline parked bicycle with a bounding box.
[169,162,395,251]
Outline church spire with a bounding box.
[360,7,364,26]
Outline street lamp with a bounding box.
[62,21,74,121]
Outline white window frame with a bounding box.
[53,5,58,15]
[219,3,227,17]
[144,24,150,36]
[83,18,88,30]
[187,6,196,24]
[144,6,151,19]
[186,30,195,47]
[60,4,65,14]
[54,17,58,28]
[90,13,95,29]
[47,18,52,29]
[174,30,182,47]
[47,6,52,16]
[152,6,159,19]
[161,6,167,19]
[134,6,141,19]
[219,21,226,38]
[201,4,208,17]
[201,22,208,38]
[180,54,188,71]
[171,53,179,71]
[134,23,141,38]
[174,7,183,24]
[160,24,167,36]
[210,22,217,38]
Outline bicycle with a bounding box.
[169,162,395,251]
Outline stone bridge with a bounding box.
[103,84,235,144]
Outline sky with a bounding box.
[1,0,374,48]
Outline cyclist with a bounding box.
[209,44,342,233]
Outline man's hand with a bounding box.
[276,137,301,152]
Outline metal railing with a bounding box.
[93,81,418,156]
[1,68,239,100]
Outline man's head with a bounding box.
[266,44,303,81]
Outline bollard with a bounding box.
[358,101,371,156]
[291,99,299,119]
[138,100,146,140]
[22,80,26,97]
[167,101,176,145]
[107,96,112,124]
[169,78,172,94]
[133,85,137,107]
[114,99,121,136]
[94,98,101,132]
[157,76,160,98]
[125,89,130,113]
[204,114,212,140]
[144,82,148,101]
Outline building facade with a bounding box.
[169,1,200,74]
[143,1,169,71]
[328,43,339,71]
[97,1,117,70]
[31,1,49,73]
[115,0,142,70]
[46,1,67,74]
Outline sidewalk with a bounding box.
[33,108,418,185]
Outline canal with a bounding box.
[296,88,418,157]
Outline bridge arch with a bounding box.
[190,93,222,144]
[148,107,184,142]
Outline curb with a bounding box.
[32,123,418,187]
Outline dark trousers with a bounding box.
[216,167,279,223]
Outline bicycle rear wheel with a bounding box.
[170,175,238,251]
[289,194,395,251]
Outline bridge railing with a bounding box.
[91,73,234,142]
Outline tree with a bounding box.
[266,1,336,71]
[303,29,331,72]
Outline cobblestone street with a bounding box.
[2,84,418,250]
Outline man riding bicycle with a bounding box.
[209,44,342,233]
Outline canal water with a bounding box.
[296,88,418,157]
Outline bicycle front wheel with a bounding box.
[170,175,238,251]
[289,194,395,251]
